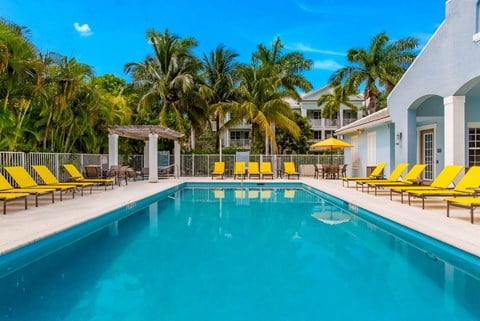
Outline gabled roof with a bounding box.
[335,108,391,135]
[108,125,184,141]
[301,85,332,100]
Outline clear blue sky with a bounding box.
[2,0,444,89]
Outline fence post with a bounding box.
[192,154,195,177]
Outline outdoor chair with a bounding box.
[33,165,94,196]
[355,163,409,192]
[445,197,480,224]
[388,165,463,203]
[84,165,102,178]
[248,162,260,179]
[234,162,246,180]
[283,162,299,180]
[0,192,29,214]
[63,164,114,190]
[5,166,76,201]
[0,172,55,207]
[341,162,386,187]
[407,166,480,209]
[260,162,274,179]
[365,164,427,195]
[211,162,225,180]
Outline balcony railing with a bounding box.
[229,139,251,148]
[324,119,338,127]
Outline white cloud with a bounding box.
[287,43,346,57]
[73,22,93,37]
[313,59,343,71]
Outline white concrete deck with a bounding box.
[1,177,480,257]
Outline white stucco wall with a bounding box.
[389,0,480,166]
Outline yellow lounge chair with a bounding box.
[388,165,463,203]
[355,163,409,192]
[63,164,114,190]
[445,197,480,224]
[248,162,260,179]
[0,172,55,207]
[211,162,225,180]
[33,165,94,196]
[5,166,76,201]
[284,162,299,179]
[260,162,274,179]
[407,166,480,209]
[365,164,427,195]
[0,192,29,214]
[234,162,246,180]
[341,162,386,187]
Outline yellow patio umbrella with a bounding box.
[310,137,352,149]
[310,137,352,165]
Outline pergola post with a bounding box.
[148,133,158,183]
[143,140,149,168]
[174,140,180,178]
[108,134,119,167]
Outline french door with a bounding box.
[420,129,435,180]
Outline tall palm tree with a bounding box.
[229,62,302,154]
[201,45,239,150]
[317,84,358,128]
[234,37,313,154]
[124,29,203,138]
[330,32,418,115]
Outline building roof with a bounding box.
[301,85,364,102]
[335,108,391,135]
[108,125,184,141]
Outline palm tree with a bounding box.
[201,45,239,150]
[317,84,358,129]
[124,29,203,139]
[230,62,303,154]
[232,37,313,154]
[0,19,42,150]
[330,32,418,115]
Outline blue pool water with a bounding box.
[0,184,479,321]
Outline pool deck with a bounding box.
[1,177,480,257]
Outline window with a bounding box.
[324,130,334,138]
[312,111,321,119]
[468,127,480,167]
[313,131,322,140]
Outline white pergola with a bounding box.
[107,125,184,182]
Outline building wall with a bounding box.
[389,0,480,167]
[343,123,393,177]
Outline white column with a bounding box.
[444,96,465,166]
[174,140,180,178]
[143,141,149,168]
[148,133,158,183]
[108,134,119,167]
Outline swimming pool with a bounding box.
[0,183,479,321]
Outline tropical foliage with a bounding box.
[329,31,418,115]
[0,18,416,155]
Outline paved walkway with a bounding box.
[1,177,479,257]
